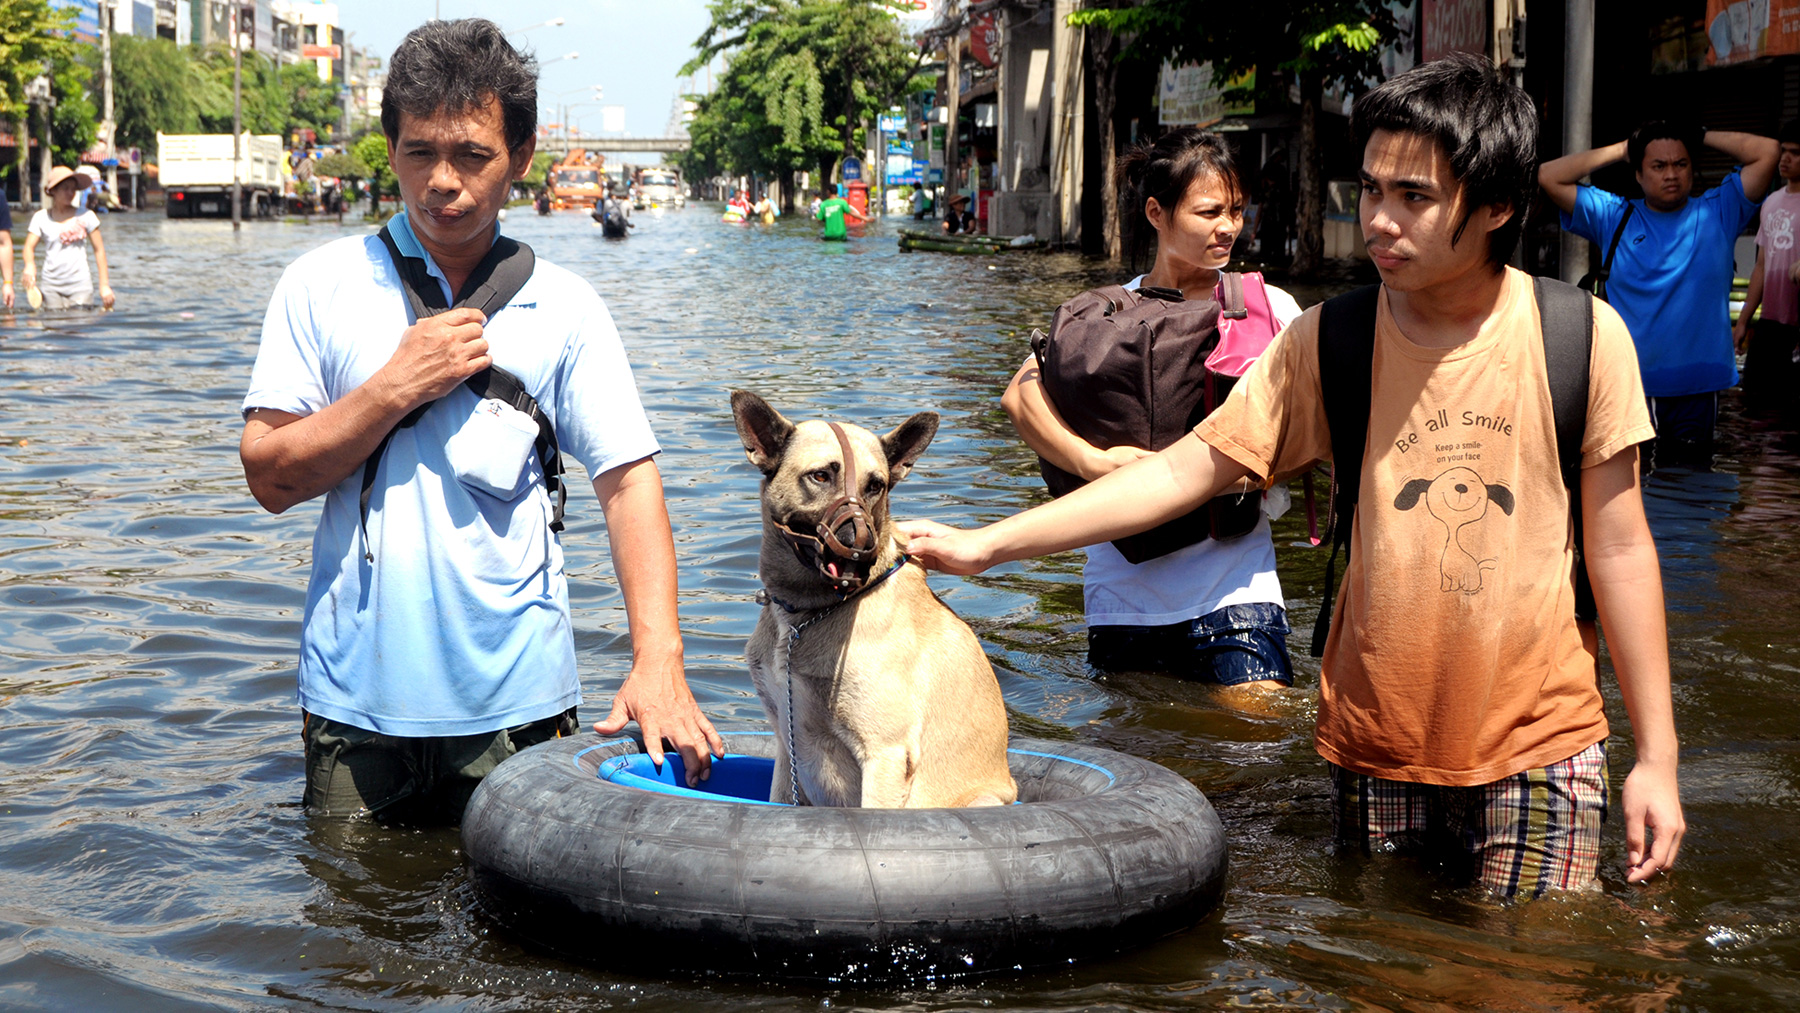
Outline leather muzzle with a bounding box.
[774,422,879,595]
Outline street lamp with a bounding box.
[551,84,603,146]
[542,51,579,66]
[231,2,244,231]
[508,17,564,34]
[565,100,608,145]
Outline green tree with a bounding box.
[1070,0,1398,277]
[351,130,394,203]
[279,61,340,140]
[47,46,95,166]
[681,0,923,208]
[0,0,81,202]
[97,34,199,152]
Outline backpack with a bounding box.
[358,224,566,561]
[1310,277,1594,658]
[1029,273,1281,563]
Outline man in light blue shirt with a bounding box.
[1540,121,1779,467]
[239,19,722,822]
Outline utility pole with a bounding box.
[1561,0,1594,283]
[944,31,961,200]
[101,0,117,199]
[232,1,243,231]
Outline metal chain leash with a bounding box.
[779,602,843,806]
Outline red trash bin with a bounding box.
[846,180,870,217]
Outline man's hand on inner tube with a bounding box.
[594,652,725,786]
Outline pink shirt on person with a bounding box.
[1755,187,1800,326]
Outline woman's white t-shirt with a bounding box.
[1073,274,1304,627]
[28,209,101,295]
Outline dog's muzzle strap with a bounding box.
[774,422,879,595]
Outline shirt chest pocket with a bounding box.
[444,397,541,500]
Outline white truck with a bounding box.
[157,132,285,219]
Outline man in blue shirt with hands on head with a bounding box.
[1540,121,1779,467]
[238,19,722,823]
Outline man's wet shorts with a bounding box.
[1087,601,1295,686]
[301,707,578,824]
[1329,740,1609,898]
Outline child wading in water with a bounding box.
[23,166,114,311]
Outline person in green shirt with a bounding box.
[815,188,868,241]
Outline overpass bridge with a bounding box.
[546,136,691,158]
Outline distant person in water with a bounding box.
[815,188,866,241]
[22,166,114,310]
[941,194,976,235]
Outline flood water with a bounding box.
[2,204,1798,1011]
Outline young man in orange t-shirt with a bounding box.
[901,54,1684,897]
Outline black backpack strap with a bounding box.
[1580,204,1634,300]
[1311,283,1380,658]
[1534,276,1595,620]
[469,364,567,533]
[360,224,544,559]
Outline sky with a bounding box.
[340,0,716,139]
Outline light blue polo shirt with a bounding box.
[243,212,661,736]
[1562,171,1758,397]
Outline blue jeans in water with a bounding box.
[1087,602,1294,686]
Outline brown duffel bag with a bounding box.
[1030,279,1261,564]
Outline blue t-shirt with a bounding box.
[1561,172,1758,397]
[243,212,661,736]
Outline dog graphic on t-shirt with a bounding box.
[1394,467,1514,595]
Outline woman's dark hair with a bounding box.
[1350,53,1536,271]
[381,19,537,153]
[1627,120,1703,172]
[1117,127,1244,267]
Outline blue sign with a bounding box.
[841,156,863,182]
[885,153,919,186]
[878,114,908,133]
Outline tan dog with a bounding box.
[731,391,1017,808]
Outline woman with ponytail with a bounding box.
[1001,127,1302,691]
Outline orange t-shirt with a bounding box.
[1197,268,1655,785]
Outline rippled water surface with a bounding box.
[3,207,1799,1011]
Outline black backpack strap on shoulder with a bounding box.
[1219,271,1247,319]
[359,223,544,559]
[469,364,567,533]
[1311,283,1380,658]
[1534,276,1596,620]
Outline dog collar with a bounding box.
[757,556,908,614]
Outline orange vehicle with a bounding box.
[550,148,605,210]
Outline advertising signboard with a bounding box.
[1706,0,1800,64]
[1421,0,1486,62]
[1157,62,1253,127]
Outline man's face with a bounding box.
[1779,141,1800,183]
[1635,138,1693,212]
[388,95,535,254]
[1359,129,1510,294]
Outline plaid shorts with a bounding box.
[1329,741,1609,898]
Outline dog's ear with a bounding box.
[1485,484,1515,515]
[1393,478,1434,510]
[880,411,939,484]
[731,390,794,475]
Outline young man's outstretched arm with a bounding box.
[1582,445,1685,883]
[899,430,1249,574]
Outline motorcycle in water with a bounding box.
[593,196,633,239]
